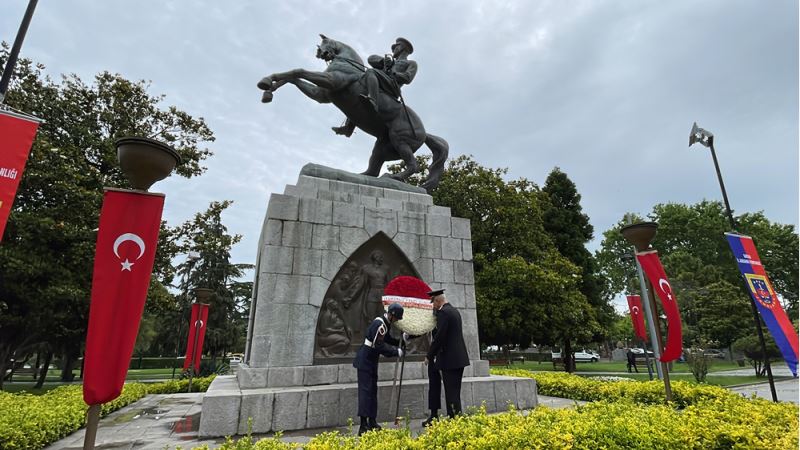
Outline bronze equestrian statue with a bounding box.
[257,35,449,193]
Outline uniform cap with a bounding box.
[391,37,414,54]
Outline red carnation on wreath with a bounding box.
[382,275,437,335]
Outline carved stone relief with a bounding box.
[313,231,429,363]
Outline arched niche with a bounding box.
[313,231,430,364]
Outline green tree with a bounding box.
[732,334,782,377]
[400,156,600,372]
[0,45,214,386]
[541,168,613,361]
[175,201,253,364]
[596,201,798,356]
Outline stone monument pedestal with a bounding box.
[199,165,537,437]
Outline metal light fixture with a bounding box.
[115,137,181,191]
[689,122,714,148]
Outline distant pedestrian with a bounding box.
[626,349,639,373]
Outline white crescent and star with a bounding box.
[113,233,146,272]
[631,306,640,315]
[658,279,674,301]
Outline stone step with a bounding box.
[199,374,537,437]
[237,360,490,388]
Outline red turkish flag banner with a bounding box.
[636,250,683,362]
[0,111,39,241]
[83,189,164,405]
[183,303,209,374]
[626,295,647,340]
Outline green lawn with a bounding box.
[580,373,793,386]
[2,367,180,394]
[514,359,745,373]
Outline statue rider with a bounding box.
[332,37,417,137]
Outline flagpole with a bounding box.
[689,124,777,402]
[82,404,101,450]
[187,314,200,393]
[0,0,39,104]
[621,221,673,402]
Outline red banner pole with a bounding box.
[82,404,101,450]
[188,316,201,393]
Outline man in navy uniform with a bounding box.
[425,289,470,420]
[352,302,406,435]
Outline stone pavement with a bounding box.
[730,378,799,403]
[45,392,581,449]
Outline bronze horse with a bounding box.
[257,35,448,192]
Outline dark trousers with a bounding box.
[356,368,378,418]
[441,367,464,417]
[427,363,442,410]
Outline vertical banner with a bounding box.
[636,250,683,362]
[725,233,799,377]
[83,189,165,405]
[0,111,39,241]
[626,295,647,340]
[183,303,209,374]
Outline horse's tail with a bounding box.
[422,133,449,193]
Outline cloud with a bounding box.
[2,0,796,277]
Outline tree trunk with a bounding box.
[32,352,41,381]
[34,351,52,389]
[564,340,574,373]
[60,352,77,382]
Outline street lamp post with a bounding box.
[171,252,200,379]
[0,0,39,104]
[689,122,778,402]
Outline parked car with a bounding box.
[703,349,726,359]
[551,350,599,362]
[630,348,655,357]
[574,350,600,363]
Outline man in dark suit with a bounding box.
[425,289,470,420]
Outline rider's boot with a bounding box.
[332,120,355,137]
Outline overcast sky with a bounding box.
[3,1,798,311]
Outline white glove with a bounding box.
[397,348,404,358]
[402,332,410,343]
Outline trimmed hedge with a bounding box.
[0,375,215,450]
[195,371,798,450]
[493,369,740,408]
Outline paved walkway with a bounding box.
[730,378,798,403]
[45,392,583,450]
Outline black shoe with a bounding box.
[331,125,354,137]
[368,418,381,431]
[358,425,369,436]
[421,415,438,427]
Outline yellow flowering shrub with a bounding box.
[200,371,797,450]
[211,400,797,450]
[0,376,215,450]
[493,369,739,407]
